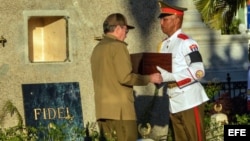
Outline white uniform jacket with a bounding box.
[158,29,209,113]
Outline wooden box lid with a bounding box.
[130,52,172,75]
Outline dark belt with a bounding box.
[167,82,178,88]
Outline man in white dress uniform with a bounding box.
[156,1,209,141]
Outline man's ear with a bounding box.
[114,25,121,33]
[175,15,183,25]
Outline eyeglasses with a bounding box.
[120,25,129,34]
[125,28,129,34]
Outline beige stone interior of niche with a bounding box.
[28,16,67,62]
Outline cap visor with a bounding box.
[127,25,135,29]
[158,13,173,18]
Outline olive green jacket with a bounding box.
[91,34,150,120]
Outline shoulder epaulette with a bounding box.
[177,33,189,40]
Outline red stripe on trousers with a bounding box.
[194,106,202,141]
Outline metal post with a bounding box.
[227,73,231,96]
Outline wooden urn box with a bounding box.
[130,52,172,75]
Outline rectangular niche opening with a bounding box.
[28,16,69,63]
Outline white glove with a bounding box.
[156,66,175,82]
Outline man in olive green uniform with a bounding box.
[90,13,163,141]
